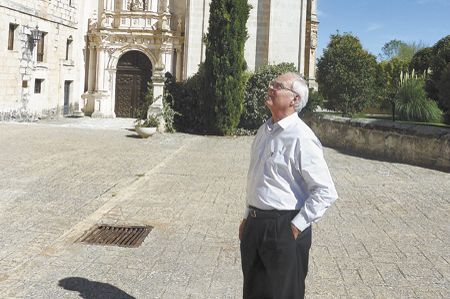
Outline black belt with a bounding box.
[248,206,298,218]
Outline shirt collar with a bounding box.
[275,112,299,130]
[266,112,298,133]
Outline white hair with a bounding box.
[285,72,309,112]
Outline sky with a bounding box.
[317,0,450,59]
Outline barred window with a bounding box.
[37,32,46,62]
[65,36,73,60]
[8,23,18,50]
[34,79,44,94]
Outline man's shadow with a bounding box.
[58,277,135,299]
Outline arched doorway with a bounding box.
[115,51,152,118]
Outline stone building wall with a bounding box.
[0,0,318,118]
[183,0,315,79]
[0,0,87,116]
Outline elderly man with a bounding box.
[239,72,338,299]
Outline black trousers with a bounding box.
[240,208,312,299]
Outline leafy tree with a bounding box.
[202,0,250,135]
[380,40,426,62]
[428,35,450,121]
[410,47,433,73]
[379,39,406,61]
[398,41,427,62]
[377,58,410,107]
[317,33,378,116]
[430,35,450,82]
[239,63,297,129]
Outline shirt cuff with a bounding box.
[291,212,311,232]
[243,207,249,219]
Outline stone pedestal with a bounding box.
[148,70,165,131]
[82,91,116,118]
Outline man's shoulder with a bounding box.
[290,117,318,140]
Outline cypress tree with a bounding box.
[202,0,250,135]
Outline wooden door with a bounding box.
[115,51,152,118]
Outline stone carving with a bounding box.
[160,15,170,31]
[106,47,116,57]
[177,17,182,32]
[129,0,143,11]
[88,18,97,32]
[310,25,318,50]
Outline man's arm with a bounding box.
[239,219,246,241]
[291,137,338,232]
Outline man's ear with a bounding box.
[291,95,300,107]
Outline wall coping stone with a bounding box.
[314,114,450,140]
[304,114,450,172]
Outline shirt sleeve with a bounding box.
[291,136,338,232]
[243,206,249,219]
[243,133,259,220]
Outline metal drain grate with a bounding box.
[77,225,152,247]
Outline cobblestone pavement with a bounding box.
[0,119,449,298]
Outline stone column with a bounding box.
[96,47,105,91]
[158,0,168,12]
[176,48,182,81]
[110,69,117,113]
[105,0,110,11]
[166,0,171,12]
[148,52,166,130]
[87,46,96,92]
[98,0,106,16]
[298,0,307,75]
[308,0,318,90]
[151,74,164,111]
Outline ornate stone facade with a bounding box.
[0,0,318,119]
[82,0,183,117]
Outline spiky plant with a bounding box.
[395,73,443,123]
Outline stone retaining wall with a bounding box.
[305,114,450,172]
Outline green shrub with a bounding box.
[426,35,450,109]
[239,63,297,129]
[437,63,450,121]
[300,88,324,116]
[395,74,442,123]
[164,69,206,133]
[317,33,378,116]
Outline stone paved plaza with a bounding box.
[0,118,449,298]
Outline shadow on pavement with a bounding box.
[58,277,135,299]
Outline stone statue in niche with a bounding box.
[177,17,182,32]
[128,0,143,11]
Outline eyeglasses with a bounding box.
[268,80,298,95]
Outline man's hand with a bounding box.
[291,224,301,240]
[239,219,247,241]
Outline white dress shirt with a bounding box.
[244,112,338,232]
